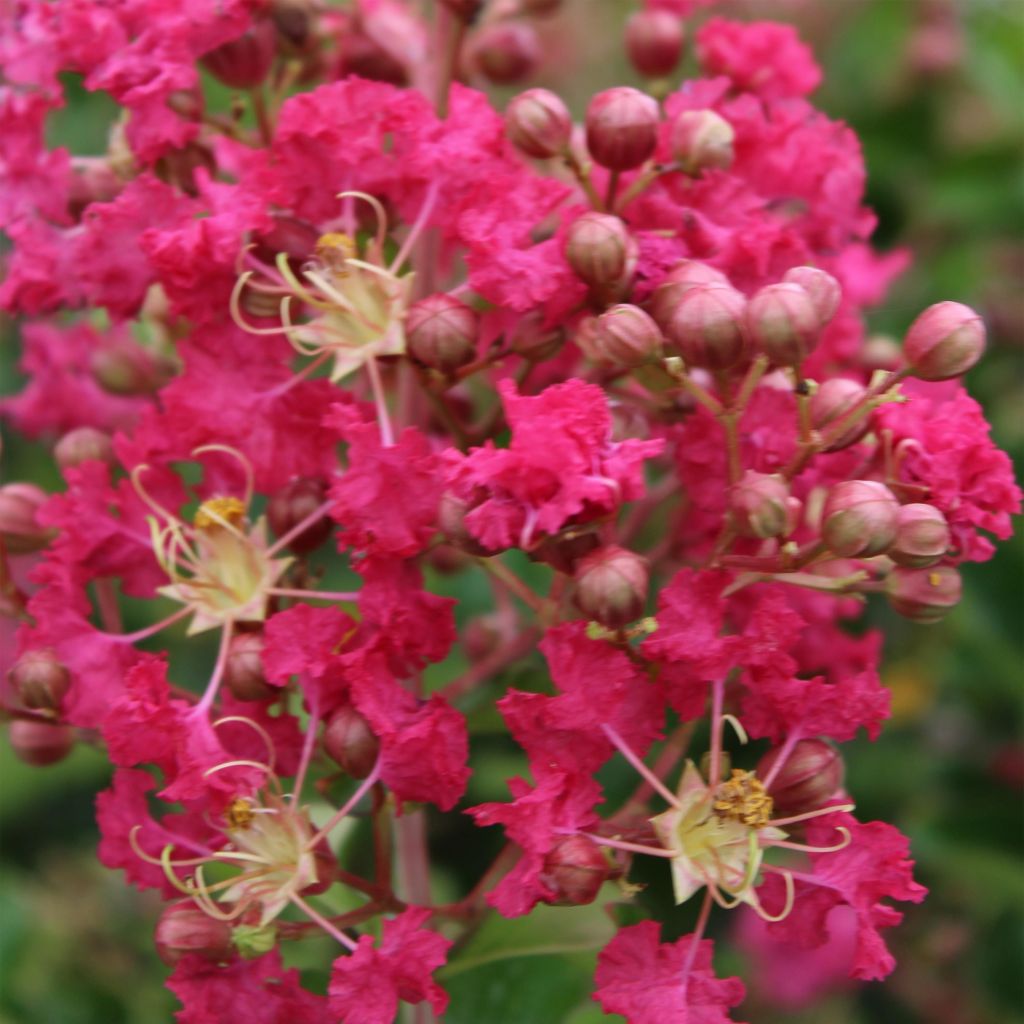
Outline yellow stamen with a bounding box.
[713,770,774,829]
[225,797,255,831]
[315,232,358,273]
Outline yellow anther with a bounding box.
[194,496,247,531]
[713,770,774,829]
[315,232,358,273]
[225,797,255,831]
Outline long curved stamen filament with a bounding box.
[337,190,388,260]
[759,728,804,790]
[193,622,234,717]
[764,826,851,855]
[603,723,680,809]
[708,678,726,784]
[748,869,795,922]
[390,178,439,273]
[280,295,331,358]
[290,694,321,805]
[721,714,748,746]
[131,465,188,529]
[267,588,360,603]
[306,757,383,851]
[192,445,256,509]
[275,254,334,310]
[230,272,297,336]
[290,890,359,952]
[578,831,678,859]
[105,605,193,645]
[365,357,394,447]
[267,499,334,557]
[202,758,275,780]
[211,716,277,772]
[129,828,213,868]
[707,883,744,910]
[766,802,856,829]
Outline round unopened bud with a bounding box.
[810,378,870,452]
[903,301,985,381]
[9,650,70,712]
[757,739,844,817]
[648,261,730,330]
[407,294,478,373]
[593,304,663,367]
[669,109,734,176]
[323,706,380,779]
[565,212,636,291]
[155,902,233,967]
[540,835,610,906]
[506,88,572,158]
[626,10,685,78]
[8,719,75,766]
[202,18,276,88]
[889,504,950,568]
[585,87,660,171]
[746,283,821,367]
[267,476,331,555]
[54,427,115,470]
[529,529,602,575]
[782,266,842,325]
[664,283,748,370]
[0,483,54,553]
[822,480,900,558]
[730,471,792,539]
[471,22,540,84]
[271,0,313,50]
[886,565,961,623]
[439,492,491,556]
[573,546,648,628]
[509,311,564,362]
[90,345,175,396]
[225,633,275,702]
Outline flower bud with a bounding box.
[886,565,961,623]
[746,283,821,367]
[669,109,734,176]
[585,87,660,171]
[730,471,792,539]
[509,311,564,362]
[809,378,870,452]
[592,304,663,367]
[903,301,985,381]
[506,88,572,158]
[529,529,602,575]
[323,705,380,779]
[54,427,115,470]
[90,344,175,396]
[757,739,844,817]
[540,835,610,906]
[9,650,70,712]
[0,483,54,553]
[8,719,75,766]
[565,213,636,291]
[471,22,540,84]
[821,480,900,558]
[626,10,685,78]
[267,476,331,555]
[664,283,748,370]
[271,0,313,50]
[573,546,648,628]
[407,294,479,373]
[225,632,275,702]
[439,492,491,555]
[648,261,730,330]
[201,18,277,88]
[155,902,234,967]
[782,266,841,325]
[888,503,950,568]
[521,0,562,15]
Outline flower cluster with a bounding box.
[2,2,1018,1022]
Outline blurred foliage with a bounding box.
[1,1,1022,1022]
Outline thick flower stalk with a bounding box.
[1,1,1018,1022]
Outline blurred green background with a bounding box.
[1,1,1022,1021]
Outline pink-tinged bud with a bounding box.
[886,565,961,624]
[521,0,562,15]
[593,304,663,367]
[9,650,70,713]
[505,88,572,159]
[565,212,636,291]
[271,0,313,50]
[407,294,479,373]
[90,344,175,396]
[782,266,842,325]
[573,546,648,628]
[0,483,54,553]
[68,160,121,218]
[664,283,748,370]
[861,334,902,372]
[540,835,610,906]
[54,427,115,470]
[439,0,484,20]
[822,480,900,558]
[155,902,233,967]
[323,706,380,779]
[471,22,540,84]
[757,739,844,817]
[8,719,74,766]
[809,378,870,452]
[464,614,503,662]
[626,10,685,78]
[509,311,564,362]
[889,503,951,568]
[267,476,331,554]
[746,282,821,367]
[225,632,275,702]
[585,87,660,171]
[439,492,492,556]
[202,19,276,88]
[903,301,985,380]
[730,471,792,539]
[648,261,730,329]
[669,109,734,176]
[529,529,602,575]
